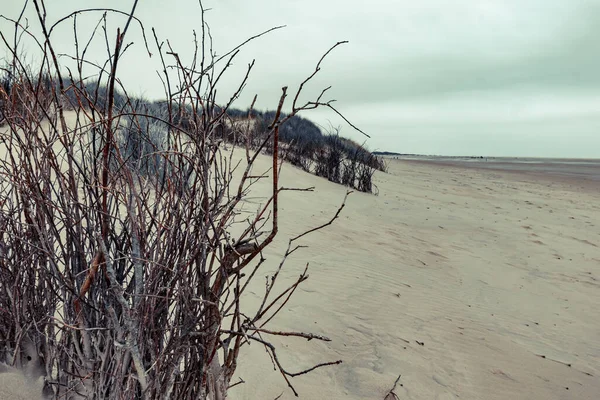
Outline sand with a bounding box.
[0,367,44,400]
[228,157,600,399]
[2,152,599,399]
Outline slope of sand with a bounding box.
[2,151,599,399]
[0,367,44,400]
[228,157,600,399]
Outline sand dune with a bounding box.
[2,152,599,399]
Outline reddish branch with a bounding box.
[73,251,105,316]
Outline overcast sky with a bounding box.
[2,0,600,157]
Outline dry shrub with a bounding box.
[0,1,365,398]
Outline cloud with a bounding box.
[2,0,599,157]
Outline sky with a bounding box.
[2,0,600,157]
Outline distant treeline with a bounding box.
[0,74,386,193]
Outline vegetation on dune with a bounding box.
[1,72,385,193]
[230,110,387,193]
[59,83,388,192]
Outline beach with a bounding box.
[394,156,600,184]
[2,155,599,399]
[228,156,600,399]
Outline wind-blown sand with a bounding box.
[229,157,600,399]
[2,153,599,399]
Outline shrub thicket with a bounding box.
[0,2,366,399]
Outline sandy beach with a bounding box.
[2,155,599,399]
[227,156,600,399]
